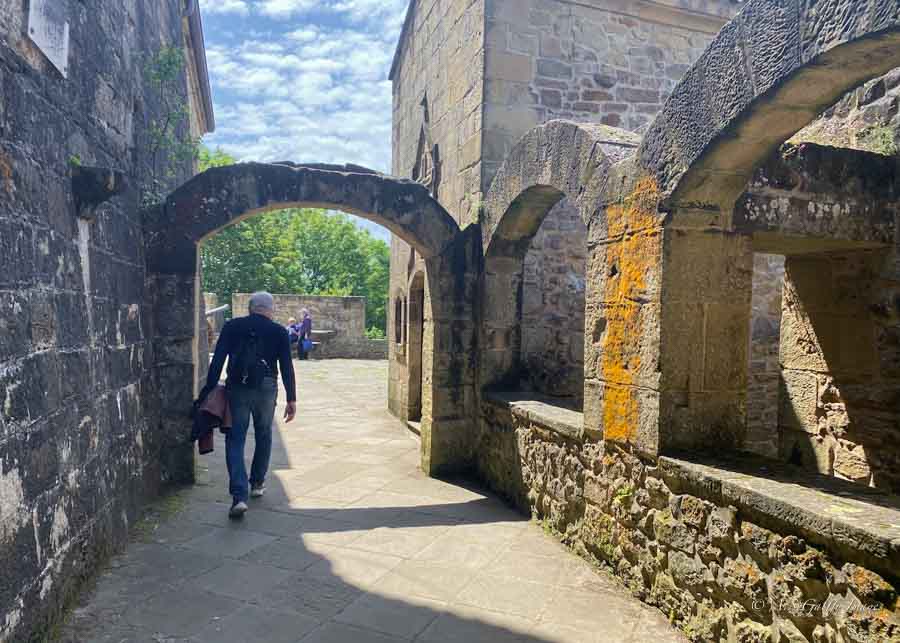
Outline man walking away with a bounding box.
[202,292,296,519]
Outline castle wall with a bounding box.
[481,0,737,191]
[0,2,200,638]
[389,0,487,419]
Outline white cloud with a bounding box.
[256,0,317,17]
[200,0,251,16]
[203,0,406,175]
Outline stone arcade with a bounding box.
[1,0,899,641]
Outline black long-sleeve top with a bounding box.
[206,314,297,402]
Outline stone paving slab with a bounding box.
[59,360,686,643]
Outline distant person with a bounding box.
[297,308,313,360]
[286,317,302,345]
[200,292,296,519]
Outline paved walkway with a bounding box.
[61,360,685,643]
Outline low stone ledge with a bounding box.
[483,391,584,441]
[659,453,900,582]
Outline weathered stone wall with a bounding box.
[314,338,389,361]
[232,293,367,337]
[796,68,900,157]
[389,0,486,420]
[0,1,198,639]
[388,0,737,425]
[779,250,900,492]
[391,0,486,225]
[477,402,900,643]
[481,0,737,191]
[746,254,785,459]
[230,294,390,360]
[520,198,587,402]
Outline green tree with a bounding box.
[198,146,237,171]
[200,198,391,333]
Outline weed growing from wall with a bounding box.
[141,47,199,207]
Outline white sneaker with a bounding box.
[229,500,248,519]
[250,484,266,498]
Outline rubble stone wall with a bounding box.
[0,1,195,639]
[521,198,587,402]
[477,400,900,643]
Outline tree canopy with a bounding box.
[198,147,390,335]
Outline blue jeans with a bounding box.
[226,378,277,502]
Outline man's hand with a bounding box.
[284,401,297,423]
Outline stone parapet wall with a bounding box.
[477,399,900,643]
[313,338,389,361]
[232,293,367,338]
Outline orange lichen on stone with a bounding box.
[600,176,662,444]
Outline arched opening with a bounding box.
[483,190,587,410]
[482,185,569,397]
[621,7,900,488]
[407,272,426,425]
[478,121,639,419]
[144,163,462,480]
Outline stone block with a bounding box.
[660,391,746,452]
[489,51,534,83]
[658,301,704,392]
[779,307,829,373]
[654,509,695,554]
[703,303,750,392]
[662,229,753,304]
[536,58,572,79]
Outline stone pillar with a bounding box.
[584,176,753,457]
[480,255,523,391]
[407,274,426,421]
[657,228,753,454]
[583,177,665,454]
[421,227,481,475]
[145,218,200,485]
[148,265,199,484]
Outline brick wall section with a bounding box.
[481,0,736,191]
[0,1,196,638]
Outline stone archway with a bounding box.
[143,162,463,481]
[592,0,900,459]
[479,121,639,397]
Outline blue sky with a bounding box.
[198,0,410,242]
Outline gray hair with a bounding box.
[248,292,275,314]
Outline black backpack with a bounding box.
[230,329,268,388]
